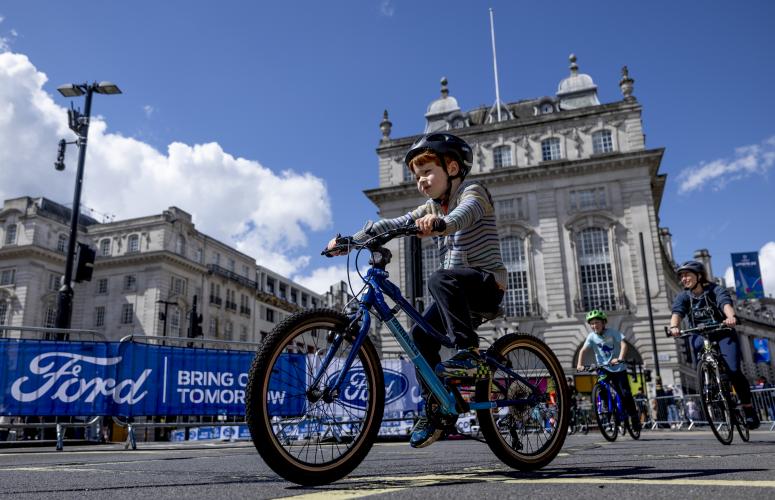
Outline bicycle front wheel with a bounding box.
[475,334,569,471]
[592,384,618,442]
[245,309,385,485]
[697,359,733,445]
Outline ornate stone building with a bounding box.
[370,55,683,394]
[0,196,324,349]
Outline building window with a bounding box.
[176,235,186,256]
[227,258,235,272]
[541,137,561,161]
[4,224,17,245]
[501,236,530,317]
[99,238,111,257]
[97,278,109,295]
[171,276,187,296]
[577,227,616,312]
[210,282,222,306]
[403,164,415,183]
[0,269,15,286]
[495,197,526,221]
[240,325,248,342]
[95,306,105,327]
[266,277,275,294]
[120,304,134,324]
[43,306,56,328]
[170,308,181,337]
[209,317,218,336]
[592,129,614,154]
[195,247,203,263]
[124,274,137,292]
[421,241,441,305]
[49,273,60,292]
[493,145,513,169]
[279,284,287,300]
[213,252,221,265]
[265,308,275,323]
[57,234,67,253]
[0,302,8,325]
[224,320,233,340]
[570,187,607,211]
[127,234,140,253]
[242,265,250,278]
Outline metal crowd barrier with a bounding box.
[0,326,107,450]
[642,391,775,431]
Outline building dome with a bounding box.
[556,54,600,110]
[424,77,463,133]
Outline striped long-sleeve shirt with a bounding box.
[353,181,507,288]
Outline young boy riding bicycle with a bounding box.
[326,132,506,448]
[576,309,641,432]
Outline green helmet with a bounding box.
[586,309,608,323]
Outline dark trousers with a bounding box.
[690,332,753,405]
[410,267,503,398]
[602,370,638,418]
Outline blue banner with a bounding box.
[731,252,765,300]
[0,339,305,417]
[753,338,771,364]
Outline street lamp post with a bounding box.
[54,82,122,335]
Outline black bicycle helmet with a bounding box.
[676,260,707,282]
[404,132,473,179]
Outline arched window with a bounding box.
[541,137,561,161]
[57,234,68,253]
[500,236,530,317]
[99,238,111,257]
[592,129,613,154]
[493,145,513,169]
[577,227,615,311]
[127,234,140,253]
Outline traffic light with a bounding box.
[74,243,96,282]
[188,294,204,338]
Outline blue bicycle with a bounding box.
[246,223,570,485]
[579,363,640,441]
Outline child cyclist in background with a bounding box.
[325,132,506,448]
[576,309,641,432]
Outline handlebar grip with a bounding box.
[431,218,446,233]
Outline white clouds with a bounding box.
[0,17,17,52]
[379,0,395,17]
[0,51,334,284]
[723,241,775,298]
[677,136,775,194]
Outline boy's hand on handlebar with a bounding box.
[668,325,681,337]
[415,214,445,237]
[322,235,352,257]
[723,316,738,328]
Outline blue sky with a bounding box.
[0,1,773,295]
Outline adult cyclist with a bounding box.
[668,260,760,429]
[576,309,641,431]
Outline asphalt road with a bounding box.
[1,430,774,499]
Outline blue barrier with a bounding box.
[0,339,423,420]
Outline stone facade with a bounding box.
[0,197,324,351]
[371,56,684,394]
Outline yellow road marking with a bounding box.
[283,472,775,498]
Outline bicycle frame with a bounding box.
[309,265,545,417]
[595,375,626,423]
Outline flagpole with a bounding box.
[489,7,502,122]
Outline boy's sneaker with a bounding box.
[435,347,490,379]
[743,406,760,430]
[409,415,442,448]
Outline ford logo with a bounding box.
[330,368,408,409]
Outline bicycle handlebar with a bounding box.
[663,319,740,338]
[322,219,447,257]
[576,361,632,373]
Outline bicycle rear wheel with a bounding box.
[592,384,618,442]
[245,309,385,485]
[697,359,733,445]
[625,418,641,440]
[475,334,569,471]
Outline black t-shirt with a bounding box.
[671,283,732,328]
